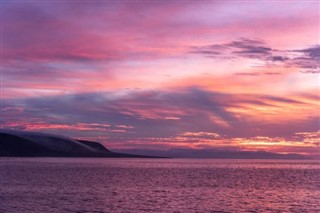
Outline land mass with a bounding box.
[0,129,155,158]
[0,129,311,159]
[114,148,311,159]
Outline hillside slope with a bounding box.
[0,129,152,158]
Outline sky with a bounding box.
[1,0,319,157]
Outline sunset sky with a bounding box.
[2,1,319,156]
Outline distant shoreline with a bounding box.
[1,129,313,160]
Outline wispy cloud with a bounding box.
[190,39,320,74]
[2,88,318,147]
[291,45,320,73]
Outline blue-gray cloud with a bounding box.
[190,39,319,74]
[292,45,320,73]
[2,88,317,142]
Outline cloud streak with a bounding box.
[2,87,319,154]
[190,39,320,74]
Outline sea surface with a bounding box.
[0,158,319,213]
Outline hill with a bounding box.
[0,129,153,158]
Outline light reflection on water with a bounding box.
[1,158,319,213]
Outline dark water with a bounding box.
[0,158,319,213]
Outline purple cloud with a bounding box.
[2,88,318,143]
[190,39,320,74]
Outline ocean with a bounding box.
[0,158,319,212]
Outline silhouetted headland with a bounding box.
[0,129,311,159]
[0,129,161,158]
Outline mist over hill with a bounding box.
[0,129,312,159]
[0,129,151,158]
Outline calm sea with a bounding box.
[0,158,319,213]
